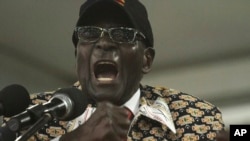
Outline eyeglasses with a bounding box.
[75,26,146,44]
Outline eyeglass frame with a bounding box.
[74,26,146,44]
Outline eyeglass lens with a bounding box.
[77,27,138,43]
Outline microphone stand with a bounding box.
[15,113,52,141]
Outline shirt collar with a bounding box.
[123,88,140,116]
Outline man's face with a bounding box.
[75,7,154,105]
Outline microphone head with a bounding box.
[0,84,30,117]
[0,126,16,141]
[52,87,87,121]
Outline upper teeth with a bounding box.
[97,78,113,81]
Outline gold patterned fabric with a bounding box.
[3,83,225,141]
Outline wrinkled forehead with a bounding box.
[77,2,133,28]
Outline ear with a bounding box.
[142,48,155,74]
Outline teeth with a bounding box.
[97,78,113,81]
[98,62,114,65]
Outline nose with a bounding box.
[95,32,117,51]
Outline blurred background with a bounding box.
[0,0,249,129]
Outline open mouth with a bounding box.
[94,61,118,82]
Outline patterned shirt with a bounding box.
[3,83,225,141]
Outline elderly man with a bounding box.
[4,0,225,141]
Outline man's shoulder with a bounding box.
[140,84,225,128]
[140,84,218,108]
[30,89,57,105]
[29,82,81,105]
[140,84,181,97]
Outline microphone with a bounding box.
[0,84,30,117]
[44,87,88,121]
[6,87,87,133]
[0,126,16,141]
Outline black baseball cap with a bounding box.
[72,0,154,48]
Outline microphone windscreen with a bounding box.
[0,84,30,117]
[0,126,16,141]
[53,87,88,121]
